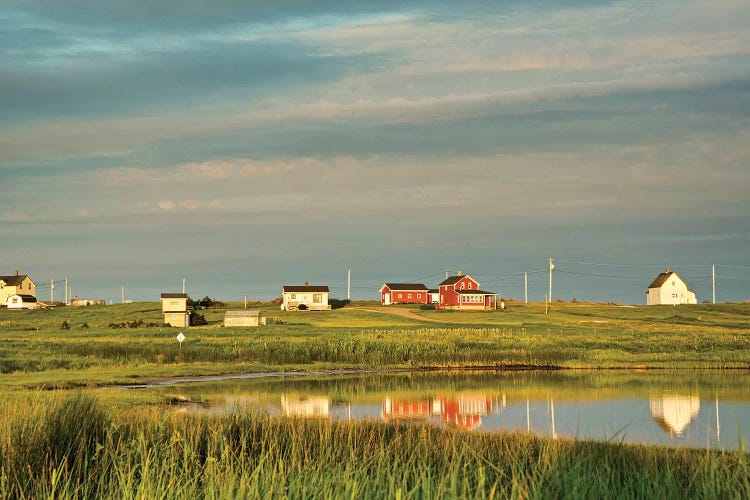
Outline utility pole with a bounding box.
[712,265,716,304]
[244,296,247,309]
[524,272,528,304]
[64,277,68,305]
[182,277,186,294]
[445,270,449,279]
[121,286,125,304]
[347,269,351,301]
[548,258,555,305]
[50,279,54,305]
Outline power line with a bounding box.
[554,259,710,269]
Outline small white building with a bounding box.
[281,283,330,311]
[7,294,38,309]
[646,268,697,305]
[224,310,261,327]
[161,293,191,327]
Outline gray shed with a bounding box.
[224,310,261,327]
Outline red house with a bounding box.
[436,272,497,310]
[379,283,429,305]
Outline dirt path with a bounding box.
[356,307,455,323]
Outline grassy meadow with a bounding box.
[0,301,749,391]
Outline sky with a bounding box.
[1,0,749,304]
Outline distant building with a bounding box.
[646,268,697,305]
[0,272,36,307]
[161,293,191,327]
[69,299,105,306]
[7,294,38,309]
[281,283,330,311]
[224,310,261,327]
[437,271,497,310]
[379,283,429,305]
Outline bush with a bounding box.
[60,320,70,330]
[191,313,208,326]
[420,304,436,310]
[330,298,351,309]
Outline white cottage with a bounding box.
[7,294,38,309]
[646,268,697,305]
[281,283,330,311]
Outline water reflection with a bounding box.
[649,393,700,437]
[281,395,330,418]
[159,370,750,450]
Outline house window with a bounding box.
[468,283,472,289]
[398,293,403,299]
[460,283,465,290]
[12,298,18,304]
[408,294,412,299]
[290,293,296,299]
[672,281,675,286]
[313,294,322,303]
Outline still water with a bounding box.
[143,370,750,450]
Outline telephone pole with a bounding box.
[121,286,125,304]
[50,279,54,304]
[548,258,555,305]
[524,272,528,304]
[712,265,716,304]
[347,269,351,301]
[64,277,68,305]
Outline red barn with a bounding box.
[436,272,497,310]
[379,283,429,305]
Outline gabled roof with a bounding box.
[439,274,479,286]
[161,293,188,298]
[648,271,682,289]
[382,283,429,291]
[283,285,329,293]
[0,275,33,287]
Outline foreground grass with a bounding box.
[0,302,749,390]
[1,393,748,499]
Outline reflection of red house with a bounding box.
[436,395,492,430]
[379,283,429,305]
[382,398,431,420]
[437,272,497,310]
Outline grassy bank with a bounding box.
[1,393,748,498]
[0,302,749,390]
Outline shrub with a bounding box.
[420,304,436,310]
[60,320,70,330]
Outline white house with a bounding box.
[281,283,330,311]
[646,268,697,305]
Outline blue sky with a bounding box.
[1,0,749,303]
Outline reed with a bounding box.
[1,394,748,498]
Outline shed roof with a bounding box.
[283,285,329,293]
[9,294,37,302]
[225,310,261,317]
[456,289,496,295]
[161,293,188,298]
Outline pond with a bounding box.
[136,369,750,450]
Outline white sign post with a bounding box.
[176,332,185,349]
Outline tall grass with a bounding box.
[1,394,749,498]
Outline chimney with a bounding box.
[665,267,669,273]
[305,281,309,287]
[16,269,19,276]
[457,270,462,276]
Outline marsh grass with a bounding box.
[1,394,749,498]
[1,303,749,390]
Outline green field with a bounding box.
[1,301,749,390]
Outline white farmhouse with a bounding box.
[281,283,330,311]
[646,268,697,305]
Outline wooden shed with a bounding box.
[224,310,261,327]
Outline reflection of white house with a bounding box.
[649,393,700,436]
[281,283,330,311]
[646,268,697,305]
[281,395,330,417]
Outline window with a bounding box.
[408,294,412,299]
[291,293,296,299]
[460,283,465,290]
[672,281,675,286]
[398,293,403,299]
[313,294,322,303]
[468,283,472,289]
[12,297,18,304]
